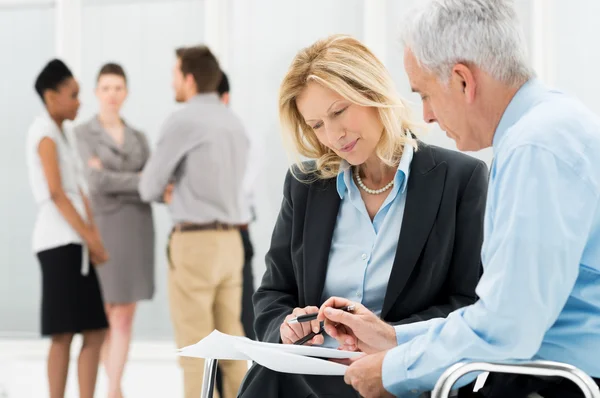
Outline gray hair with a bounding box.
[400,0,535,86]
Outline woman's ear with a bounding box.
[43,90,56,107]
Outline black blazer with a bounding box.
[253,143,488,343]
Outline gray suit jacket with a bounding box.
[75,116,150,214]
[75,116,155,303]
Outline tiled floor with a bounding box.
[0,337,184,397]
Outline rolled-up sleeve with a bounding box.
[139,113,193,202]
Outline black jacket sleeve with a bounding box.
[253,171,300,343]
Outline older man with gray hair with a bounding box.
[317,0,600,397]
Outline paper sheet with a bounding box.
[178,330,250,360]
[178,330,363,375]
[237,339,350,376]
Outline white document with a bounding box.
[237,340,350,376]
[178,330,363,376]
[178,330,250,360]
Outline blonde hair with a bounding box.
[279,34,420,180]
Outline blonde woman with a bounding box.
[238,35,488,397]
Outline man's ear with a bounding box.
[451,63,477,103]
[220,92,230,105]
[185,73,197,92]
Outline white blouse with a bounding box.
[26,111,90,275]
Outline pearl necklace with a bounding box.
[354,168,394,195]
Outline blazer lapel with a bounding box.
[91,116,125,154]
[303,177,341,306]
[382,144,448,318]
[120,123,136,161]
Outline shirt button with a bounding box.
[356,292,362,298]
[361,253,367,260]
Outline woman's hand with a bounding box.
[84,227,109,265]
[163,183,174,204]
[88,157,103,170]
[280,306,324,345]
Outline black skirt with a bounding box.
[37,243,108,336]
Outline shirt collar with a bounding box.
[336,144,414,199]
[493,78,548,151]
[88,114,130,133]
[189,92,221,104]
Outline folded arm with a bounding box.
[113,132,153,204]
[76,132,141,195]
[89,168,141,195]
[139,115,192,202]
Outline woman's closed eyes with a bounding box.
[310,106,348,130]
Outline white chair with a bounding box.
[201,358,600,398]
[432,360,600,398]
[201,358,219,398]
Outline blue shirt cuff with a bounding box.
[383,341,417,396]
[394,318,441,345]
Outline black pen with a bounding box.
[287,305,355,324]
[293,324,324,345]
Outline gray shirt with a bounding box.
[139,93,249,224]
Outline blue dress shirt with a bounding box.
[320,146,414,348]
[381,79,600,396]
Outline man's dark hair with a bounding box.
[217,71,229,96]
[175,45,222,93]
[97,62,127,83]
[34,59,73,101]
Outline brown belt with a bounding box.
[173,222,248,233]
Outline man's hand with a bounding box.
[317,297,397,354]
[163,183,174,204]
[88,157,103,170]
[344,351,394,398]
[280,306,324,345]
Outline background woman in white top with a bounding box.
[27,59,109,398]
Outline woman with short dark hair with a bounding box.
[28,58,108,398]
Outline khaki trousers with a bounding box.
[168,229,247,398]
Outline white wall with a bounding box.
[0,2,56,337]
[550,0,600,115]
[227,0,366,301]
[77,0,205,339]
[2,0,592,340]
